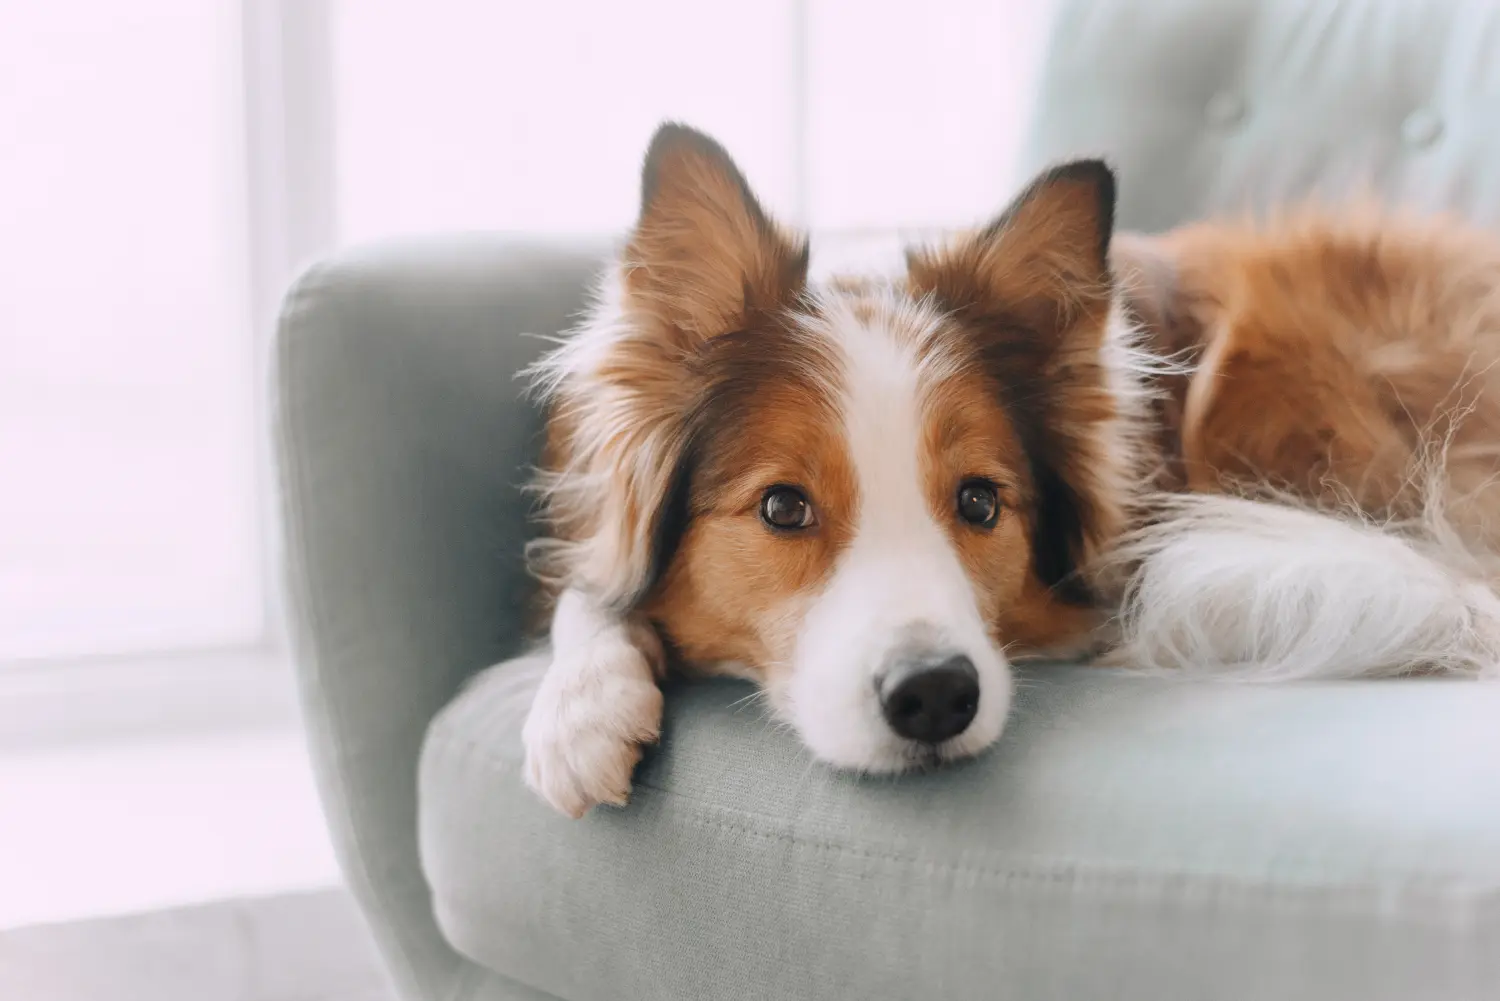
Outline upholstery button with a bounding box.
[1205,91,1247,128]
[1401,108,1444,148]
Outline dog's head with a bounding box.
[534,124,1142,771]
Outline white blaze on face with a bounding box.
[781,291,1013,771]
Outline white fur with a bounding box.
[778,290,1012,770]
[521,588,664,817]
[523,267,683,606]
[1103,493,1500,681]
[524,267,629,399]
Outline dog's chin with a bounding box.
[803,732,998,775]
[775,695,1010,776]
[865,740,956,775]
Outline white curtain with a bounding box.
[0,0,1051,665]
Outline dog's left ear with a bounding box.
[907,159,1115,345]
[907,161,1128,601]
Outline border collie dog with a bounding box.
[520,124,1500,817]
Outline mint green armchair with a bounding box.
[273,4,1500,998]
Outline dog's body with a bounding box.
[520,124,1500,817]
[1106,216,1500,681]
[1120,214,1500,532]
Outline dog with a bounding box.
[519,122,1500,818]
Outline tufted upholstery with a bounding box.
[1023,0,1500,232]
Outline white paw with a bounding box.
[521,637,664,819]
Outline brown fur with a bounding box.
[1117,210,1500,547]
[639,325,854,681]
[919,367,1100,652]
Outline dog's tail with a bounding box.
[1100,490,1500,681]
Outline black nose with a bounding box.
[880,654,980,744]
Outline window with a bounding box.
[1,0,1058,930]
[332,1,805,241]
[1,3,262,662]
[1,0,1053,670]
[332,0,1054,239]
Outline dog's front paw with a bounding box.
[521,640,664,819]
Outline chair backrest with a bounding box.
[1020,0,1500,232]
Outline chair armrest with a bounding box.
[271,237,603,1000]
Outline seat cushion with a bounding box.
[419,659,1500,1001]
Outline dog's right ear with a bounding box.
[626,123,809,343]
[531,125,806,611]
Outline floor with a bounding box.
[0,889,395,1001]
[0,700,392,999]
[0,726,338,928]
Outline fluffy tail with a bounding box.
[1100,493,1500,680]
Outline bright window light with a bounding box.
[0,3,263,661]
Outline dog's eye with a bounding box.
[956,480,1000,528]
[760,486,815,530]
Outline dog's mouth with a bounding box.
[898,741,954,772]
[908,746,944,771]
